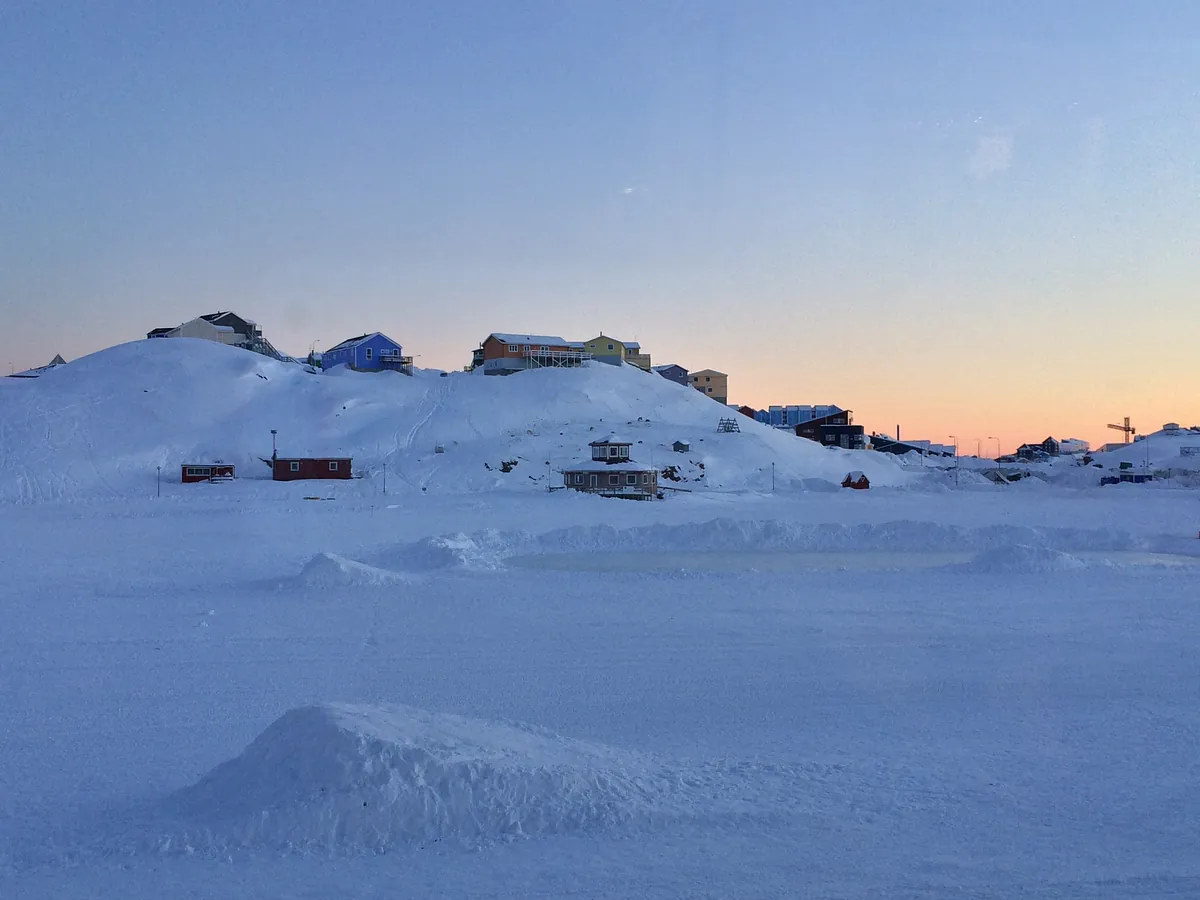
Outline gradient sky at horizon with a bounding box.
[2,1,1197,452]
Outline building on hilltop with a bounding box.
[475,333,588,375]
[690,369,728,404]
[795,410,866,450]
[584,334,652,371]
[321,332,411,374]
[145,310,288,361]
[755,405,844,429]
[652,363,688,386]
[560,435,659,499]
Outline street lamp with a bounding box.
[270,429,278,461]
[988,436,1001,459]
[948,435,960,486]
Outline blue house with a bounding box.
[755,404,844,429]
[321,333,410,374]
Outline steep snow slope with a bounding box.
[0,339,907,502]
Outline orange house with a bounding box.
[477,333,588,375]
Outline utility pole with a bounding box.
[771,462,775,493]
[156,465,161,498]
[270,429,278,461]
[949,435,959,487]
[988,436,1001,459]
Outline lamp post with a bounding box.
[270,429,278,461]
[975,438,982,458]
[988,436,1001,459]
[948,435,959,486]
[156,465,161,498]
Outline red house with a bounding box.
[181,463,235,483]
[841,471,870,490]
[271,457,352,481]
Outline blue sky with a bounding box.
[2,1,1197,445]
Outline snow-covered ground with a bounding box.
[3,340,1200,898]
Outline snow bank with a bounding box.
[295,553,412,590]
[378,517,1141,571]
[165,703,682,851]
[951,544,1110,574]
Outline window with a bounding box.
[187,467,209,477]
[705,376,711,382]
[607,343,614,351]
[540,345,548,351]
[508,344,518,352]
[365,348,373,361]
[575,474,584,485]
[642,473,649,484]
[329,461,339,471]
[524,345,531,352]
[290,461,300,472]
[609,474,619,485]
[691,376,698,383]
[619,446,628,458]
[626,474,636,485]
[609,446,618,458]
[707,387,712,393]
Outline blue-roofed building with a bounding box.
[321,333,411,374]
[754,404,844,429]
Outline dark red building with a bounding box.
[181,464,235,483]
[272,458,352,481]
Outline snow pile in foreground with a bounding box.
[378,518,1141,571]
[950,544,1109,573]
[295,552,413,589]
[165,703,681,852]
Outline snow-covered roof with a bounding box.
[691,368,727,377]
[652,364,683,372]
[212,324,235,333]
[489,333,575,347]
[590,435,632,446]
[325,332,402,353]
[561,459,654,473]
[624,341,641,351]
[845,471,866,480]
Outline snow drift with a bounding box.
[376,517,1142,572]
[165,703,683,852]
[294,553,413,590]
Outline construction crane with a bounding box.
[1107,416,1136,444]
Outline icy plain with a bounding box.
[2,341,1199,898]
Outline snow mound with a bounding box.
[165,703,682,851]
[296,553,412,589]
[380,518,1140,571]
[955,544,1108,573]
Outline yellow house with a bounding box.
[584,334,652,371]
[690,369,728,404]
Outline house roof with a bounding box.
[590,435,633,446]
[623,341,640,351]
[653,364,684,372]
[488,333,579,347]
[47,354,65,366]
[147,327,174,336]
[845,471,866,480]
[325,332,402,354]
[691,369,727,377]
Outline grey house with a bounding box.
[653,364,688,387]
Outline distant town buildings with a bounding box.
[652,364,688,387]
[584,334,652,371]
[146,311,289,361]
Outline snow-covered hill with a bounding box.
[0,339,907,503]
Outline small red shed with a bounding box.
[272,457,352,481]
[841,470,870,490]
[181,464,235,483]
